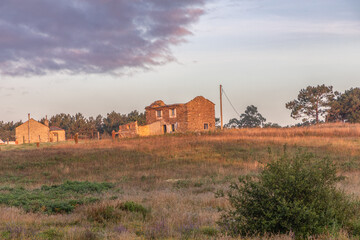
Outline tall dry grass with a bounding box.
[0,123,360,239]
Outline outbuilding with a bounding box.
[50,126,66,142]
[15,115,66,144]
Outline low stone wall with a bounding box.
[119,122,138,138]
[138,121,162,136]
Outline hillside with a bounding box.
[1,124,360,239]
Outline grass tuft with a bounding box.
[0,181,113,214]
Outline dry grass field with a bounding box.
[1,123,360,239]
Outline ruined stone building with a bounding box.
[118,96,215,137]
[15,116,66,144]
[145,96,215,133]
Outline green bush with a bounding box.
[117,201,149,219]
[40,180,114,193]
[217,152,358,239]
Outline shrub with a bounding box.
[117,201,149,219]
[86,204,121,224]
[40,180,114,193]
[217,152,358,239]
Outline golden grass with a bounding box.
[57,122,360,154]
[0,123,360,239]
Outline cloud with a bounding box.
[0,87,15,91]
[218,19,360,36]
[0,0,206,76]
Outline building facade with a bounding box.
[145,96,215,134]
[15,119,50,144]
[15,117,66,144]
[118,96,215,137]
[49,126,66,142]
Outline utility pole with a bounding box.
[28,113,31,143]
[220,85,223,130]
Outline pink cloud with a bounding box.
[0,0,206,76]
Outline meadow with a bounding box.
[1,123,360,239]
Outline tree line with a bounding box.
[225,85,360,128]
[0,111,146,141]
[286,85,360,124]
[1,85,359,140]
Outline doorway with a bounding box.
[163,125,167,134]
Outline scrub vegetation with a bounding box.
[1,123,360,239]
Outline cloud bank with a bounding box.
[0,0,205,76]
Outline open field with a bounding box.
[1,123,360,239]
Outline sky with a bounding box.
[1,0,359,125]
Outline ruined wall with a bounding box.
[138,124,149,136]
[50,130,66,142]
[145,104,187,132]
[145,96,215,133]
[138,121,162,136]
[15,119,50,144]
[185,96,215,132]
[119,121,138,138]
[146,104,185,125]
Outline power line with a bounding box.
[222,87,241,117]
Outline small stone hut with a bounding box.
[16,118,50,144]
[49,126,66,142]
[15,115,66,144]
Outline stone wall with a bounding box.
[145,96,215,133]
[16,119,50,144]
[50,130,66,142]
[185,96,216,132]
[146,104,188,132]
[138,121,162,136]
[119,121,138,138]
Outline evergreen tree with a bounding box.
[286,84,335,124]
[225,105,266,128]
[327,88,360,123]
